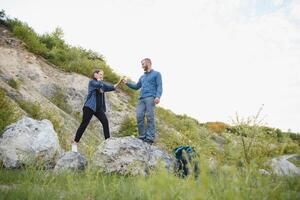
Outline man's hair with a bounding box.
[141,58,152,65]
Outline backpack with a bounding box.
[173,146,199,178]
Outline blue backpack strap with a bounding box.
[174,146,194,159]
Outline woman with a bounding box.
[71,69,122,152]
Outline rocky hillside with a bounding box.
[0,25,134,151]
[0,23,190,155]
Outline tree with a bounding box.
[0,9,6,25]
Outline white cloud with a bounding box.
[290,3,300,20]
[272,0,285,7]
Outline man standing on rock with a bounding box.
[123,58,163,144]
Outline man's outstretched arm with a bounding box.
[124,77,142,90]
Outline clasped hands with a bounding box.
[113,76,127,88]
[114,76,160,105]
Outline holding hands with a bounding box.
[120,76,160,104]
[113,77,123,88]
[114,76,128,88]
[121,76,128,84]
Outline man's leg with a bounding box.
[94,109,110,139]
[144,97,156,142]
[74,107,94,142]
[136,98,146,139]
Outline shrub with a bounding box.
[17,100,42,120]
[205,122,229,134]
[0,89,18,134]
[7,78,20,89]
[116,116,138,137]
[8,19,48,55]
[0,9,6,25]
[50,88,72,114]
[286,131,300,146]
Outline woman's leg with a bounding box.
[94,110,110,139]
[74,107,94,142]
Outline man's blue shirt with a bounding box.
[126,70,163,99]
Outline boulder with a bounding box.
[0,117,61,168]
[269,154,300,176]
[92,136,172,175]
[210,134,226,150]
[54,151,87,170]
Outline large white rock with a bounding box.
[270,154,300,176]
[54,151,87,171]
[0,117,61,168]
[92,136,172,175]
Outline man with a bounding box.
[123,58,163,144]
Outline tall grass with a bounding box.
[0,159,299,200]
[0,89,21,134]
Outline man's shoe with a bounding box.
[71,143,78,152]
[144,139,154,145]
[137,136,146,141]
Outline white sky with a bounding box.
[2,0,300,132]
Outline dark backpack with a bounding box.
[173,146,199,178]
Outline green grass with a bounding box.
[50,87,72,114]
[7,78,20,90]
[116,116,138,137]
[0,160,299,200]
[0,89,21,134]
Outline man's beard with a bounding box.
[143,65,149,72]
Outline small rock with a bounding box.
[210,134,226,150]
[54,151,87,170]
[259,169,270,175]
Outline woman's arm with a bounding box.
[113,77,123,89]
[103,82,116,92]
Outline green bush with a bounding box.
[50,88,72,114]
[205,121,229,134]
[8,19,47,55]
[17,100,42,120]
[0,9,6,25]
[117,116,138,137]
[286,132,300,145]
[0,89,18,134]
[7,78,20,89]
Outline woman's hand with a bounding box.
[121,76,128,84]
[114,77,123,88]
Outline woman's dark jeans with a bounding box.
[74,106,110,142]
